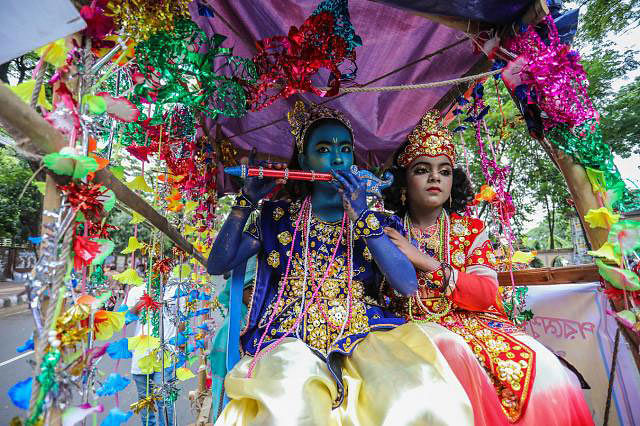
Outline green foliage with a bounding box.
[523,216,573,250]
[578,0,640,44]
[601,76,640,157]
[580,44,639,109]
[0,147,43,243]
[106,209,152,254]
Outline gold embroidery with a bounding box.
[261,218,371,355]
[365,213,380,230]
[277,231,292,246]
[451,219,471,237]
[273,207,285,221]
[452,249,466,267]
[363,247,372,262]
[267,251,280,268]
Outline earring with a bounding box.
[401,188,407,206]
[449,197,452,209]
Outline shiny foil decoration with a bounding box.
[249,0,361,110]
[548,120,640,212]
[134,19,255,118]
[504,16,596,130]
[105,0,192,41]
[57,181,107,221]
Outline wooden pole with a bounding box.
[548,146,609,250]
[0,85,207,267]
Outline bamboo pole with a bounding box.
[0,85,207,267]
[549,145,609,250]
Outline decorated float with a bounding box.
[0,0,638,424]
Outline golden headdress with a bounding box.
[287,100,353,153]
[397,110,456,167]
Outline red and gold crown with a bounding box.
[397,110,456,167]
[288,100,353,153]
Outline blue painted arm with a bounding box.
[207,208,260,275]
[366,235,417,296]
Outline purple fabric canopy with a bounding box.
[371,0,532,25]
[191,0,490,166]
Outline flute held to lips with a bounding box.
[224,165,333,182]
[224,165,395,199]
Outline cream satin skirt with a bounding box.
[215,323,473,426]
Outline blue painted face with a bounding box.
[299,122,354,173]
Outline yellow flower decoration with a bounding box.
[510,250,537,264]
[93,310,125,341]
[176,367,196,381]
[183,225,196,236]
[184,201,199,215]
[588,242,621,266]
[584,207,620,229]
[121,236,144,254]
[35,38,69,68]
[172,264,191,278]
[128,335,160,354]
[137,349,171,374]
[125,175,153,192]
[113,268,144,286]
[475,184,497,203]
[129,211,146,224]
[585,167,607,194]
[7,79,52,110]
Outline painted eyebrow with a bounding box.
[315,140,352,145]
[411,161,451,169]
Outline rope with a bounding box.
[226,38,468,140]
[29,66,47,110]
[320,69,501,93]
[603,328,621,426]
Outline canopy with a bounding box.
[190,1,534,165]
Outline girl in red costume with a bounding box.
[382,110,593,426]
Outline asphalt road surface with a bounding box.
[0,306,196,425]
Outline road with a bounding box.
[0,307,197,425]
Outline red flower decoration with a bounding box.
[126,142,159,163]
[249,11,352,110]
[152,258,174,276]
[88,221,119,239]
[139,291,161,312]
[73,235,101,270]
[58,181,107,220]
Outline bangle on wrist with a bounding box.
[439,262,453,293]
[233,191,255,210]
[353,210,383,239]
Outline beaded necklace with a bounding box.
[404,210,453,322]
[248,197,347,377]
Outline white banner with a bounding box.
[0,0,85,64]
[524,283,640,426]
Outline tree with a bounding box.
[578,0,640,44]
[0,147,43,243]
[601,76,640,157]
[0,52,41,84]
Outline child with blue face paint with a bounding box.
[208,101,470,425]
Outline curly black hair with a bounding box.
[382,140,475,216]
[278,118,353,200]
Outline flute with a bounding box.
[224,165,333,181]
[224,165,395,199]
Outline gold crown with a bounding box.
[397,110,456,167]
[287,100,353,153]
